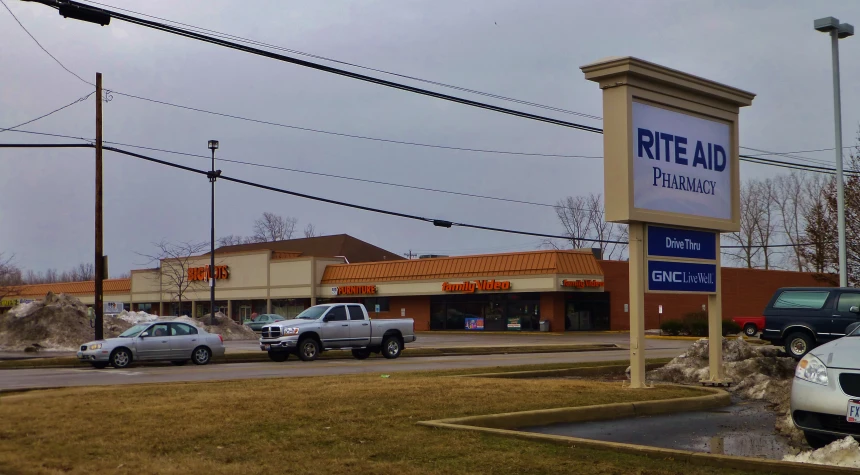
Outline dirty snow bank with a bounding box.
[116,310,256,341]
[784,436,860,468]
[648,337,803,444]
[0,292,131,351]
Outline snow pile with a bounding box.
[171,313,257,341]
[648,336,803,443]
[0,292,132,351]
[117,310,256,341]
[117,310,159,325]
[784,436,860,468]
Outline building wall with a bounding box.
[540,292,566,333]
[601,260,833,330]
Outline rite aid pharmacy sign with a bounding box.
[632,102,732,221]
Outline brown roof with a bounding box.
[4,279,131,299]
[207,234,403,263]
[320,250,603,284]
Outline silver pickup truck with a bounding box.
[259,303,415,362]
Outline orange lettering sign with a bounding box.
[337,285,377,295]
[188,265,230,282]
[442,280,511,293]
[561,279,604,289]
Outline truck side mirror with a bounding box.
[851,306,860,314]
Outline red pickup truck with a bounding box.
[731,316,765,336]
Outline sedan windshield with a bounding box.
[119,324,149,338]
[295,306,328,320]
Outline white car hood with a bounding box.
[811,336,860,369]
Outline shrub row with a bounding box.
[659,311,741,337]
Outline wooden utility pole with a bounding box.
[94,72,104,340]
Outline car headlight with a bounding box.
[795,354,829,386]
[283,328,300,335]
[88,343,102,350]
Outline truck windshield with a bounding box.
[119,324,149,337]
[295,306,328,320]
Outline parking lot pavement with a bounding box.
[224,332,693,353]
[0,346,688,391]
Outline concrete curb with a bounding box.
[0,344,622,370]
[453,363,665,379]
[417,385,850,474]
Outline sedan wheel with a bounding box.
[110,348,131,369]
[192,346,212,365]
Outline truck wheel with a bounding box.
[785,332,814,359]
[744,323,757,337]
[381,336,402,359]
[352,349,371,360]
[298,338,320,362]
[268,351,289,362]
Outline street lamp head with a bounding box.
[208,140,219,151]
[58,3,111,26]
[838,23,854,39]
[815,17,840,33]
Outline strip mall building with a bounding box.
[0,235,831,332]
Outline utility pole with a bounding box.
[404,250,416,259]
[94,72,104,340]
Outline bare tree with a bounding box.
[252,212,297,242]
[217,234,250,247]
[138,240,208,316]
[586,193,628,260]
[724,180,765,268]
[548,194,627,259]
[754,179,779,269]
[549,196,592,250]
[303,223,318,238]
[0,253,23,302]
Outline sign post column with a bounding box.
[628,222,647,388]
[707,246,726,382]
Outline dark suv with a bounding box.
[760,287,860,358]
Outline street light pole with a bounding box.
[815,16,854,287]
[208,140,219,326]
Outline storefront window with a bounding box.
[232,300,268,323]
[564,294,610,331]
[429,293,541,331]
[271,299,310,319]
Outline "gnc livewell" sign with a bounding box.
[632,102,731,220]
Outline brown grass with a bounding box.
[0,370,760,475]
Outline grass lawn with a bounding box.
[0,368,759,475]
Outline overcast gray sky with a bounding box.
[1,0,859,276]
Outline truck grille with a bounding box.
[262,327,281,338]
[840,373,860,397]
[80,345,87,351]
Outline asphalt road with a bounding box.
[0,344,689,391]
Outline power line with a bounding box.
[25,0,604,134]
[10,3,852,174]
[740,145,834,167]
[0,91,95,133]
[0,0,94,86]
[0,140,841,250]
[102,144,627,244]
[78,0,601,121]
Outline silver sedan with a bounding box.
[791,322,860,448]
[77,321,226,369]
